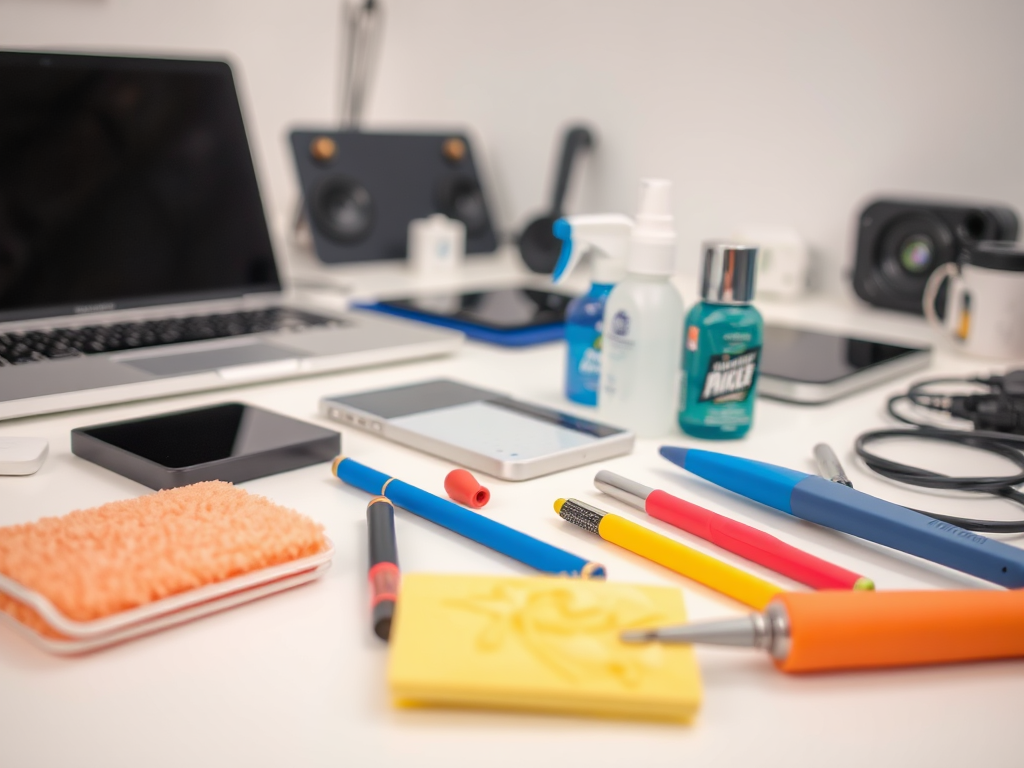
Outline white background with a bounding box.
[4,0,1024,291]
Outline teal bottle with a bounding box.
[565,282,614,406]
[679,243,762,439]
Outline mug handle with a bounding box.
[923,262,967,339]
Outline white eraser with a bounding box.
[0,437,49,476]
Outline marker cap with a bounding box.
[444,468,490,508]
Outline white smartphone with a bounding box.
[320,380,634,480]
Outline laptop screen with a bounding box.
[0,52,281,323]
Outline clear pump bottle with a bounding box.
[678,242,762,439]
[599,180,685,437]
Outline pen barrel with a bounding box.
[793,476,1024,588]
[646,491,868,591]
[646,490,715,538]
[368,499,398,567]
[775,590,1024,673]
[598,514,783,610]
[368,562,400,606]
[338,458,603,579]
[662,447,808,512]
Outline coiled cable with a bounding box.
[853,373,1024,533]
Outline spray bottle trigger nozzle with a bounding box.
[551,213,633,285]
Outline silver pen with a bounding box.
[812,443,852,487]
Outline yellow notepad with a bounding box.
[388,574,701,722]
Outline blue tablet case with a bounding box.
[357,302,565,347]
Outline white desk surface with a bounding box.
[1,260,1022,768]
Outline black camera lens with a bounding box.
[310,176,374,243]
[898,235,934,274]
[877,213,954,295]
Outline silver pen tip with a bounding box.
[620,629,656,643]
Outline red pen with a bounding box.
[594,470,873,591]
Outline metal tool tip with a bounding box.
[620,629,656,643]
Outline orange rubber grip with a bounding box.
[775,590,1024,673]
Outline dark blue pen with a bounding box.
[659,446,1024,588]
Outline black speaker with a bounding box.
[290,130,498,263]
[853,198,1018,314]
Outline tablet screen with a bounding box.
[761,325,927,384]
[378,288,573,331]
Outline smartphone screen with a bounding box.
[80,403,332,468]
[325,380,624,462]
[761,325,928,384]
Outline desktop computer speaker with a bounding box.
[852,198,1018,314]
[290,130,498,264]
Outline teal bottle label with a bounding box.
[698,348,760,402]
[679,303,763,439]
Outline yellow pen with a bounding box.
[554,497,784,610]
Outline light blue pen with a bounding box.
[659,446,1024,588]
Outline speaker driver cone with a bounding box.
[310,176,375,244]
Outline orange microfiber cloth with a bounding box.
[0,481,328,641]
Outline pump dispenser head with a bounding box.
[551,214,632,285]
[629,179,677,276]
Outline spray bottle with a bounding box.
[599,179,685,437]
[551,215,631,405]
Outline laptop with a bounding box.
[0,51,462,420]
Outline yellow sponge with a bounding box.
[388,573,701,723]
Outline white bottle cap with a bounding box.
[628,178,677,276]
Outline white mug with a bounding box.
[407,214,466,275]
[922,241,1024,359]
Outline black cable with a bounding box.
[856,374,1024,533]
[885,376,985,428]
[855,427,1024,532]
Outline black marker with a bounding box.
[367,496,400,640]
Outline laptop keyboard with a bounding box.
[0,308,343,365]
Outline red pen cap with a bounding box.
[444,469,490,508]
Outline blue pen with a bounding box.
[332,457,606,579]
[659,446,1024,588]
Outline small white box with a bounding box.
[732,228,809,299]
[0,437,48,475]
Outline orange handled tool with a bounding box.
[622,589,1024,673]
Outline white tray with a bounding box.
[0,539,333,654]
